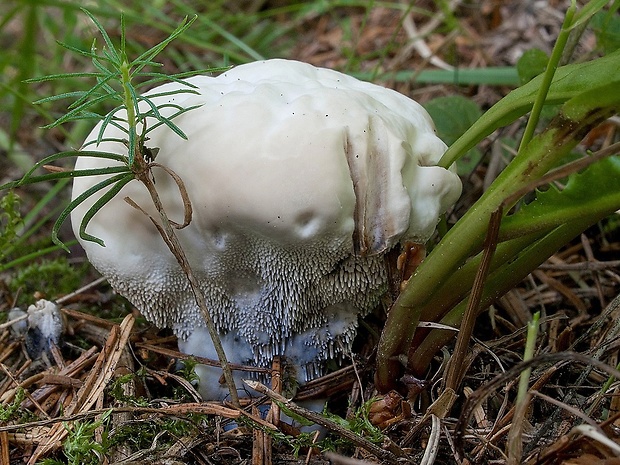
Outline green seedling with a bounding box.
[40,410,112,465]
[1,8,241,409]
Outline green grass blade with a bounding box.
[0,242,78,273]
[354,67,520,86]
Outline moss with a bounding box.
[9,257,83,306]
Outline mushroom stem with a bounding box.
[129,155,240,407]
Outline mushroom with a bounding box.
[71,59,462,400]
[9,299,64,360]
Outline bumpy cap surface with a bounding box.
[71,59,461,392]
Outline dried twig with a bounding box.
[135,342,269,373]
[127,156,240,407]
[243,379,404,463]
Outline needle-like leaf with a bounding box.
[81,8,121,64]
[51,172,134,250]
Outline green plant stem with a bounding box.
[506,312,540,465]
[418,229,548,322]
[406,144,620,334]
[407,230,548,375]
[518,3,575,152]
[120,61,138,165]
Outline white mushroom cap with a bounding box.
[71,59,461,397]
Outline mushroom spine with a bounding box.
[71,59,462,399]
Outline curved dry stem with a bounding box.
[149,162,193,229]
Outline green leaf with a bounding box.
[54,40,104,61]
[66,73,120,110]
[5,167,130,187]
[423,95,483,175]
[142,104,202,140]
[569,0,611,30]
[76,174,134,246]
[97,106,130,143]
[424,96,483,146]
[376,75,620,391]
[25,72,104,83]
[592,9,620,53]
[2,150,128,189]
[516,49,549,85]
[136,75,200,91]
[33,91,90,105]
[43,89,119,129]
[500,155,620,239]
